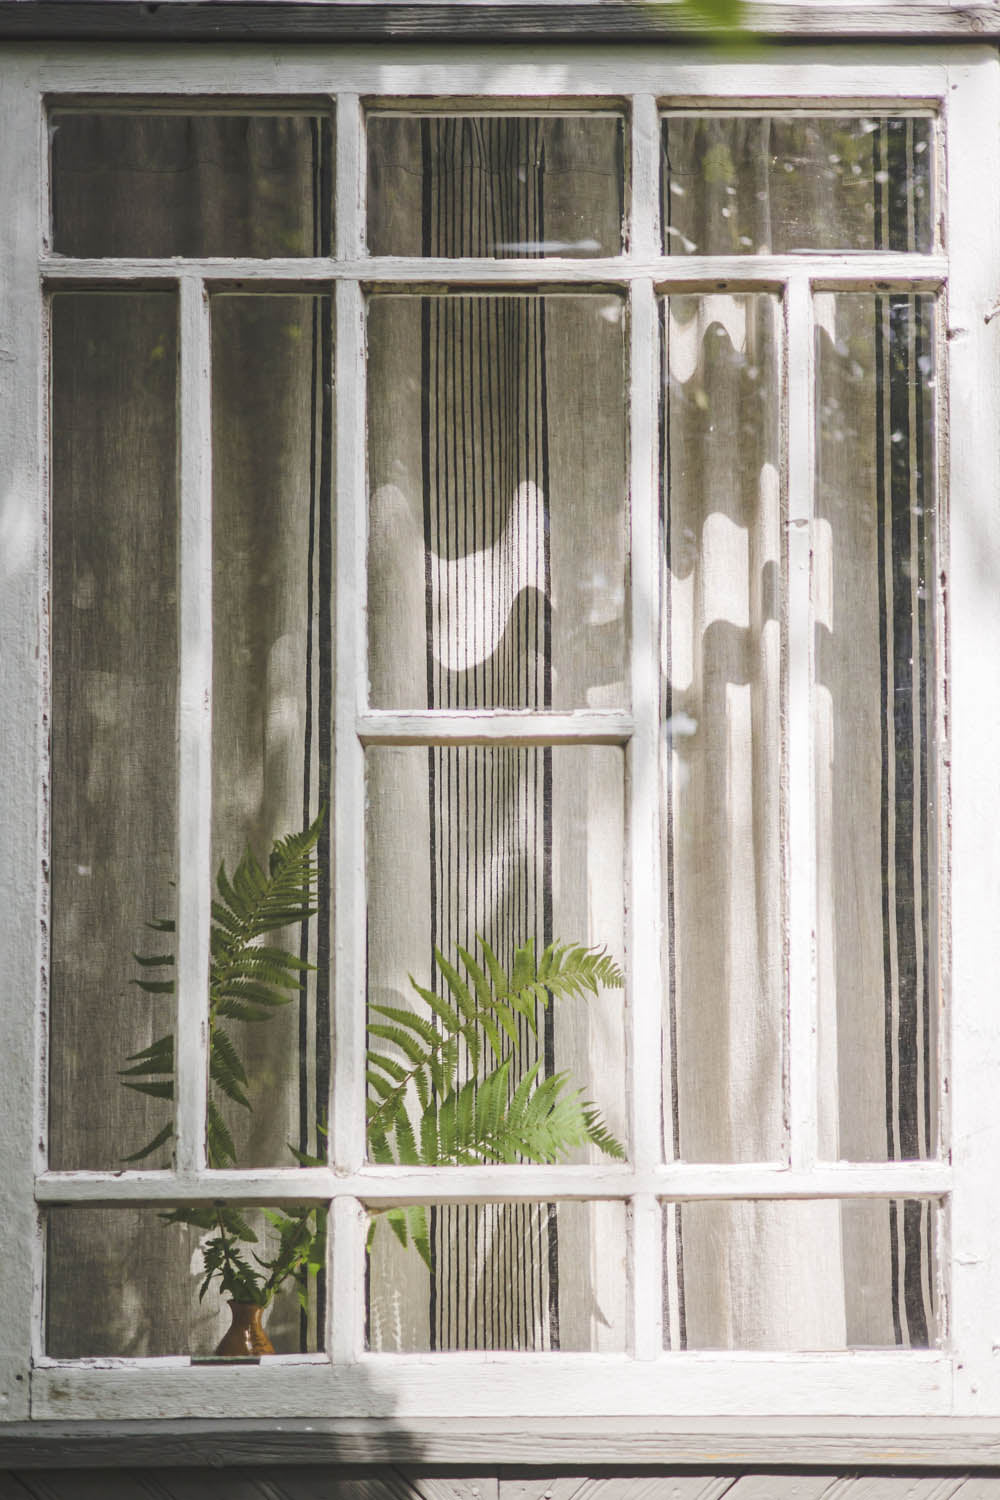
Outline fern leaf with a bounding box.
[478,935,510,998]
[370,1002,441,1048]
[122,1078,173,1100]
[406,978,462,1035]
[122,1121,174,1163]
[419,1099,439,1164]
[207,1099,237,1168]
[367,1021,432,1069]
[582,1106,626,1159]
[366,1050,409,1084]
[393,1108,421,1166]
[511,938,535,993]
[407,1204,432,1270]
[455,944,493,1011]
[433,948,477,1024]
[210,1026,251,1109]
[133,952,174,968]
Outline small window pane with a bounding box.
[210,294,334,1172]
[368,293,628,709]
[49,292,178,1172]
[46,1204,326,1357]
[661,292,785,1163]
[367,114,624,257]
[661,115,933,255]
[51,112,333,257]
[367,1200,627,1351]
[366,745,627,1165]
[663,1198,940,1350]
[815,292,939,1162]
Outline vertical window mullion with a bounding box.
[628,91,664,1359]
[175,271,212,1177]
[786,270,818,1173]
[944,50,1000,1415]
[331,89,367,1361]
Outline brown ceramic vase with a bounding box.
[215,1300,275,1357]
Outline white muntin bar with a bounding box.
[627,276,664,1358]
[332,278,368,1174]
[359,710,634,745]
[785,270,818,1172]
[630,94,662,262]
[35,1159,952,1205]
[336,93,365,261]
[38,254,949,288]
[626,93,666,1363]
[175,274,213,1177]
[329,1196,366,1362]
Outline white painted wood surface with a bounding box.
[0,48,42,1424]
[785,271,818,1174]
[39,256,949,287]
[175,274,213,1177]
[28,1350,953,1422]
[33,1160,953,1204]
[942,51,1000,1418]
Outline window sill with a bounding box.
[5,1415,1000,1469]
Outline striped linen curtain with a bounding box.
[662,117,937,1349]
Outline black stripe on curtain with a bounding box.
[875,118,935,1350]
[419,117,557,1350]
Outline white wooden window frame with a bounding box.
[3,39,1000,1448]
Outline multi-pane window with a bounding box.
[3,45,998,1430]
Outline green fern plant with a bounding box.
[123,814,625,1312]
[122,811,327,1307]
[367,936,624,1267]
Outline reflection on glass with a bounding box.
[814,293,938,1164]
[49,293,178,1171]
[661,115,933,255]
[367,1200,626,1351]
[661,293,784,1163]
[368,294,628,709]
[51,113,333,257]
[663,1198,939,1350]
[46,1204,325,1357]
[210,295,334,1171]
[367,114,624,257]
[367,744,627,1169]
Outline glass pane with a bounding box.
[815,293,938,1163]
[663,1198,939,1350]
[367,115,624,257]
[367,1200,626,1351]
[366,745,627,1168]
[49,292,178,1171]
[662,115,933,255]
[368,294,628,709]
[51,112,333,257]
[46,1203,326,1357]
[209,294,334,1171]
[661,293,784,1163]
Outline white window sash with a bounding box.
[1,43,996,1431]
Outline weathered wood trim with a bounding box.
[3,2,1000,44]
[0,48,45,1423]
[9,1416,1000,1468]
